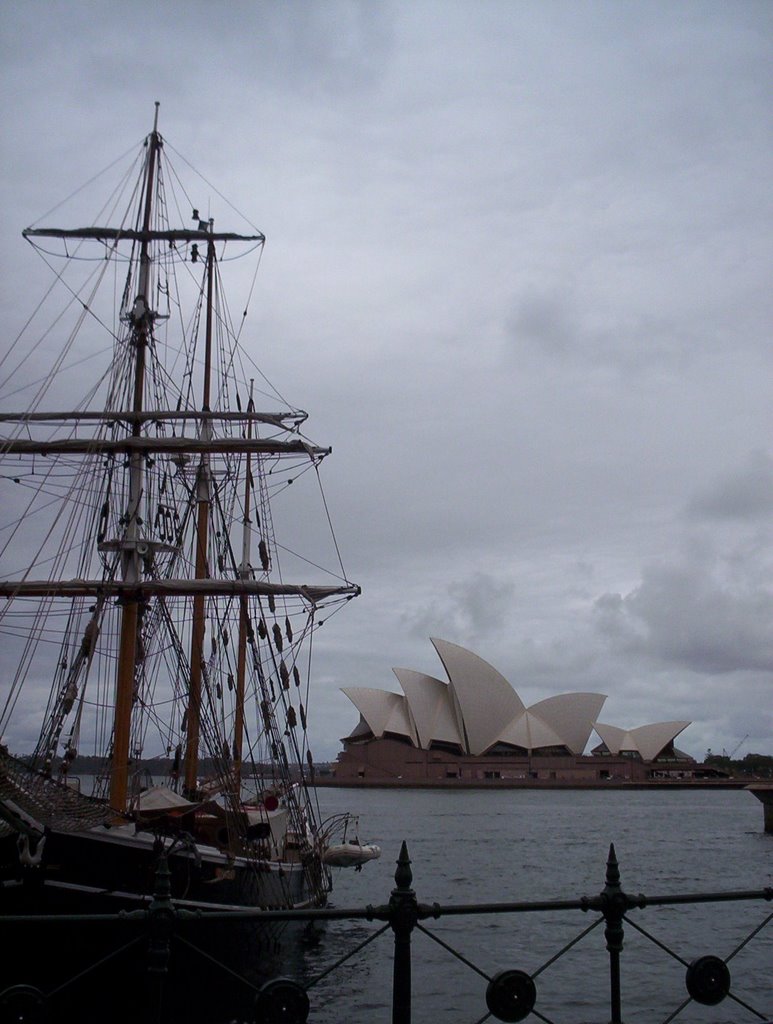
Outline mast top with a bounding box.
[153,101,160,133]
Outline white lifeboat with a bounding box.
[322,842,381,868]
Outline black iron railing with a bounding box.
[1,842,770,1024]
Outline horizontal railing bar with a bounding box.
[1,888,768,927]
[634,888,772,907]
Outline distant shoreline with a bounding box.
[312,777,748,791]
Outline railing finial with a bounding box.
[394,840,413,892]
[606,842,620,890]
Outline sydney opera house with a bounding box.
[330,639,727,786]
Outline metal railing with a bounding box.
[1,842,770,1023]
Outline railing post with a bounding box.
[389,841,417,1024]
[146,847,176,1018]
[600,843,626,1024]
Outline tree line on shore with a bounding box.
[704,752,773,778]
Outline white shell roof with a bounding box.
[497,710,565,750]
[593,720,690,761]
[431,638,524,755]
[341,687,418,745]
[340,641,691,760]
[392,668,465,749]
[529,693,607,755]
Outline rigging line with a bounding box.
[0,490,70,549]
[232,339,299,414]
[0,261,103,392]
[131,606,173,762]
[26,139,143,228]
[314,462,348,580]
[0,272,69,378]
[0,253,118,404]
[98,151,148,243]
[27,151,146,269]
[34,591,97,767]
[209,258,296,414]
[162,150,203,243]
[157,258,196,404]
[0,388,123,567]
[285,614,314,768]
[0,593,57,731]
[176,260,208,408]
[132,653,176,761]
[1,528,102,577]
[13,454,103,602]
[0,624,69,636]
[233,244,264,345]
[250,538,349,586]
[0,465,117,546]
[10,152,145,375]
[208,262,245,408]
[304,611,325,824]
[164,142,264,235]
[161,149,206,236]
[0,449,78,572]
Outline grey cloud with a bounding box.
[687,451,773,522]
[594,554,773,675]
[507,291,578,358]
[403,572,516,645]
[1,1,771,762]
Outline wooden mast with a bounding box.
[183,225,215,794]
[110,103,160,813]
[233,386,255,788]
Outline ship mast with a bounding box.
[2,111,361,814]
[233,386,256,788]
[183,226,216,794]
[110,103,161,813]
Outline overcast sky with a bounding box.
[1,1,771,761]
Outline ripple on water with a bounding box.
[305,787,772,1023]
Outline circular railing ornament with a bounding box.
[485,969,537,1023]
[254,978,310,1024]
[685,955,731,1005]
[0,984,47,1023]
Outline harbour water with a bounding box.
[3,786,770,1023]
[305,786,772,1023]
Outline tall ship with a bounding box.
[0,105,364,915]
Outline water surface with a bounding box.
[304,787,772,1023]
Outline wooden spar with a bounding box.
[0,437,329,457]
[184,230,215,794]
[0,409,308,427]
[0,579,359,601]
[23,227,264,243]
[110,112,160,814]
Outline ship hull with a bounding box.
[0,823,324,912]
[0,825,325,1023]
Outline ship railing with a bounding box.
[0,841,770,1023]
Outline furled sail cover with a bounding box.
[592,721,690,761]
[431,638,524,756]
[528,693,607,755]
[392,668,465,749]
[341,687,418,745]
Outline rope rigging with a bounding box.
[0,116,361,911]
